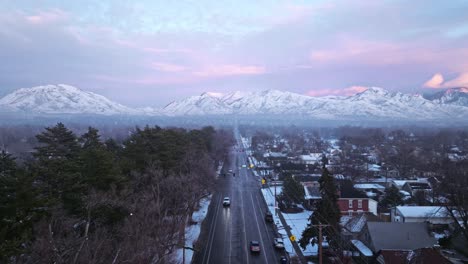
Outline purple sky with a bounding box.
[1,0,468,107]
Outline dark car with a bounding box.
[250,241,261,253]
[265,211,273,222]
[280,256,288,264]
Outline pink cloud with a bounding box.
[423,72,468,89]
[193,65,266,77]
[25,9,68,25]
[423,73,444,88]
[308,35,452,67]
[306,86,368,97]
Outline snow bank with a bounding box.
[174,195,212,264]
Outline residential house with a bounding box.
[391,206,454,225]
[402,181,432,197]
[341,213,382,241]
[362,222,437,254]
[353,183,386,199]
[297,153,323,165]
[293,174,321,209]
[338,198,378,216]
[376,248,450,264]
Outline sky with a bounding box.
[1,0,468,107]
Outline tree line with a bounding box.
[0,123,233,263]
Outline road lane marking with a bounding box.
[250,193,269,264]
[203,195,221,263]
[254,192,279,264]
[240,186,250,264]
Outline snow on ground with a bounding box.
[174,195,212,264]
[261,187,295,255]
[216,161,224,179]
[283,210,317,256]
[260,186,318,257]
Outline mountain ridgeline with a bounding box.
[1,84,468,123]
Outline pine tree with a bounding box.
[34,123,82,213]
[79,127,123,190]
[379,185,403,208]
[0,151,41,260]
[300,168,341,249]
[282,174,305,204]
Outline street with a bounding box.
[193,132,285,264]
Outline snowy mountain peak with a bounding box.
[359,87,391,96]
[0,84,135,115]
[445,87,468,94]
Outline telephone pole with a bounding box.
[311,224,330,264]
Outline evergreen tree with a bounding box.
[379,185,404,208]
[282,174,305,204]
[33,123,82,213]
[0,152,41,260]
[79,127,123,190]
[300,168,341,249]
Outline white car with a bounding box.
[223,197,230,206]
[273,238,285,249]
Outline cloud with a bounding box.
[306,86,368,97]
[423,73,468,89]
[423,73,444,88]
[25,9,68,25]
[193,65,266,77]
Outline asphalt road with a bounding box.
[193,132,284,264]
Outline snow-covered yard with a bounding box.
[174,195,212,264]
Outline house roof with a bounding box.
[407,248,451,264]
[343,213,382,233]
[304,185,321,199]
[351,240,373,257]
[405,182,432,190]
[354,183,386,190]
[396,206,449,218]
[378,248,451,264]
[367,222,437,252]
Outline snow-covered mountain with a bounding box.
[424,87,468,107]
[160,87,468,121]
[0,84,137,115]
[1,84,468,123]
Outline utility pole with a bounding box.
[311,224,330,264]
[274,181,277,216]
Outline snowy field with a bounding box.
[174,195,212,264]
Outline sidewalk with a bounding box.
[260,186,308,264]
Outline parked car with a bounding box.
[223,197,230,206]
[280,256,288,264]
[250,241,261,253]
[265,211,273,222]
[273,238,285,249]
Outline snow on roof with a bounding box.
[354,183,385,190]
[396,206,448,218]
[392,180,408,187]
[399,190,411,196]
[368,164,381,171]
[351,240,373,257]
[304,185,321,199]
[299,153,322,161]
